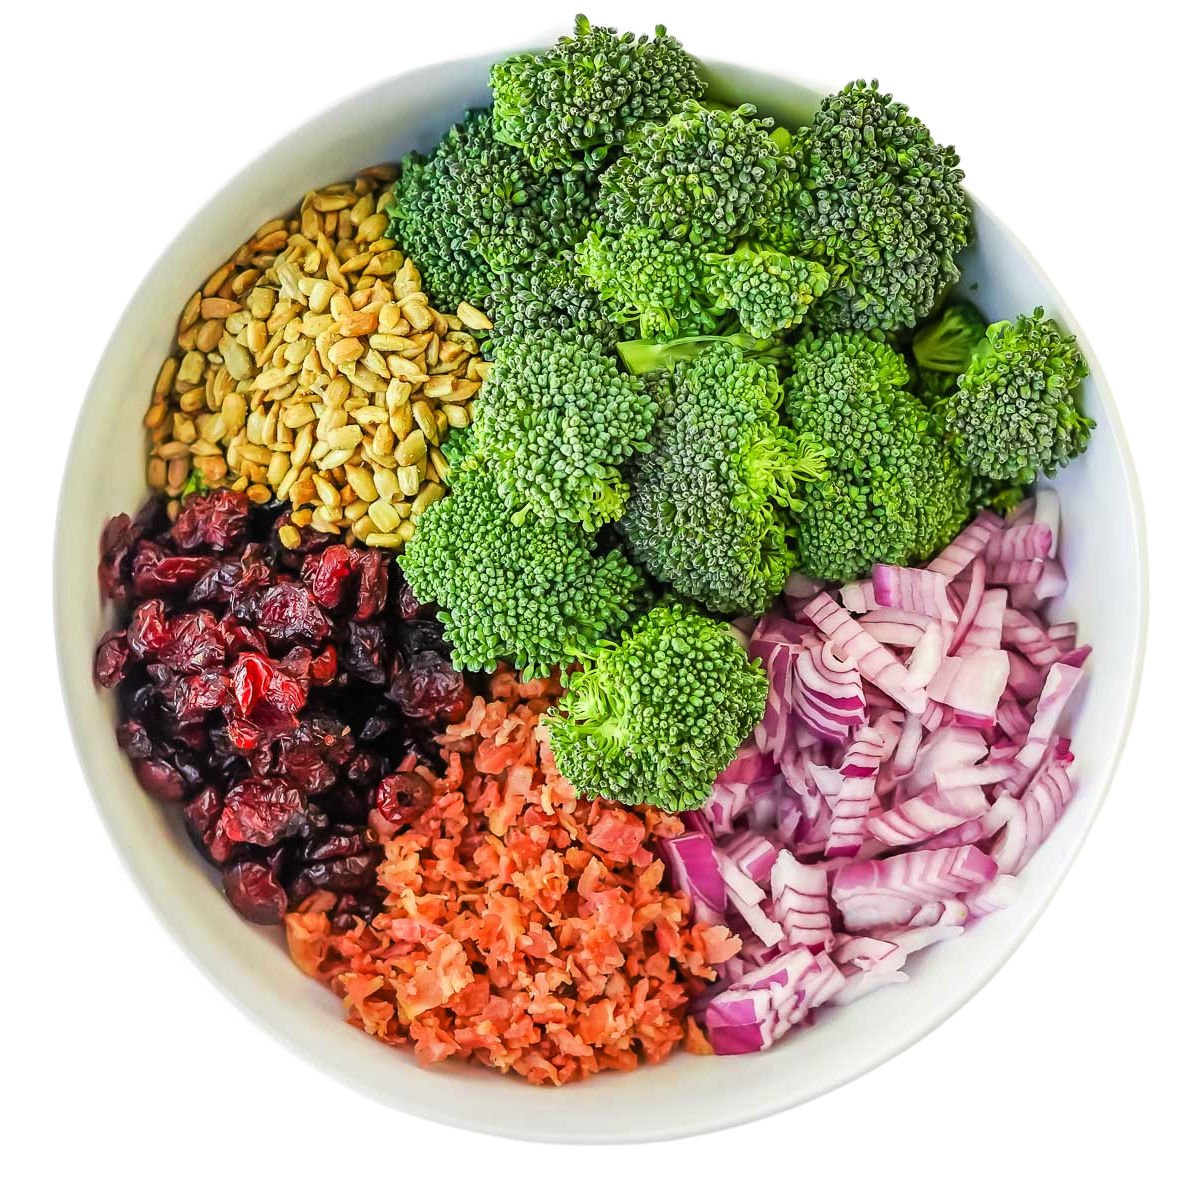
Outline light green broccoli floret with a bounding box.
[616,331,786,375]
[473,330,657,530]
[784,331,970,581]
[910,299,988,405]
[402,467,645,675]
[490,16,705,172]
[575,226,713,340]
[943,308,1092,484]
[598,102,796,250]
[788,80,971,332]
[622,343,827,615]
[704,245,832,339]
[546,605,768,811]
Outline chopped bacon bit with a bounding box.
[286,667,727,1086]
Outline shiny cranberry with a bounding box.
[374,771,432,825]
[275,744,337,795]
[310,644,338,684]
[131,543,217,598]
[257,583,331,643]
[218,777,307,846]
[387,650,469,722]
[126,599,171,660]
[289,849,380,902]
[340,622,388,685]
[115,720,153,759]
[222,861,287,924]
[159,610,226,673]
[392,569,424,621]
[231,652,307,718]
[353,550,389,620]
[301,544,354,609]
[134,758,187,803]
[171,489,250,553]
[98,513,141,602]
[94,631,130,688]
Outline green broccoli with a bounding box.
[910,299,987,404]
[546,605,768,811]
[490,16,705,172]
[402,467,645,675]
[575,226,714,340]
[783,331,971,581]
[943,308,1092,484]
[473,330,658,530]
[788,80,971,332]
[386,110,598,308]
[616,331,786,375]
[704,244,832,339]
[621,343,827,615]
[598,102,796,250]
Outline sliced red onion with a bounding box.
[985,522,1055,564]
[1002,609,1060,667]
[918,792,1018,851]
[857,611,932,647]
[826,726,887,857]
[1034,489,1060,555]
[927,648,1010,726]
[958,588,1006,655]
[723,830,780,885]
[865,782,987,848]
[905,621,947,690]
[993,755,1076,874]
[987,558,1045,586]
[871,564,958,621]
[964,873,1021,917]
[660,833,726,925]
[838,579,875,612]
[1011,662,1083,790]
[770,851,832,952]
[926,509,1006,578]
[832,968,909,1004]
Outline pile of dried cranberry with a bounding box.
[94,489,470,925]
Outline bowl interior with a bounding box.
[56,53,1146,1142]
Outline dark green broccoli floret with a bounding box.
[386,110,598,308]
[910,300,987,404]
[490,16,705,172]
[704,245,832,339]
[546,605,767,811]
[403,467,645,675]
[622,343,827,615]
[784,331,970,581]
[943,308,1091,484]
[473,330,657,530]
[575,226,713,339]
[487,254,631,346]
[598,102,796,250]
[789,81,971,332]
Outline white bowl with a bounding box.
[55,52,1147,1143]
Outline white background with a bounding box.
[3,0,1195,1194]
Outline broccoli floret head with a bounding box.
[575,226,714,339]
[402,467,645,675]
[910,299,987,404]
[622,343,827,615]
[784,331,970,581]
[546,605,768,811]
[487,253,632,345]
[791,80,971,332]
[490,16,705,172]
[386,110,598,308]
[598,102,796,250]
[943,308,1092,484]
[704,244,832,339]
[473,329,658,530]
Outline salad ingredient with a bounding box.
[286,668,736,1084]
[487,254,630,345]
[545,605,768,812]
[401,466,645,675]
[944,308,1092,484]
[473,329,657,529]
[94,490,470,923]
[490,16,704,172]
[703,245,832,340]
[671,491,1085,1050]
[784,331,971,581]
[144,167,486,545]
[598,101,795,249]
[622,342,827,614]
[788,79,971,332]
[910,300,987,403]
[386,109,597,311]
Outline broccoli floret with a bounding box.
[784,331,970,581]
[943,308,1092,484]
[487,254,631,346]
[910,300,987,404]
[790,81,971,332]
[598,102,796,250]
[617,331,786,375]
[473,330,658,530]
[386,110,598,309]
[704,244,832,339]
[546,605,768,811]
[490,16,705,172]
[403,467,645,675]
[622,343,827,615]
[575,226,713,339]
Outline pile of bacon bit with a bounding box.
[286,668,739,1084]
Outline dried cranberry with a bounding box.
[115,720,153,759]
[218,777,307,846]
[391,569,424,621]
[346,752,382,786]
[396,620,451,659]
[134,758,186,803]
[340,621,388,685]
[353,550,389,620]
[159,610,226,673]
[301,544,354,609]
[231,652,307,719]
[275,744,337,794]
[171,489,250,553]
[222,861,287,924]
[387,650,469,722]
[126,599,171,660]
[131,542,217,598]
[374,771,432,825]
[217,613,268,655]
[289,849,380,902]
[189,558,245,606]
[310,644,338,684]
[98,513,140,602]
[303,829,369,863]
[257,582,331,643]
[94,631,130,688]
